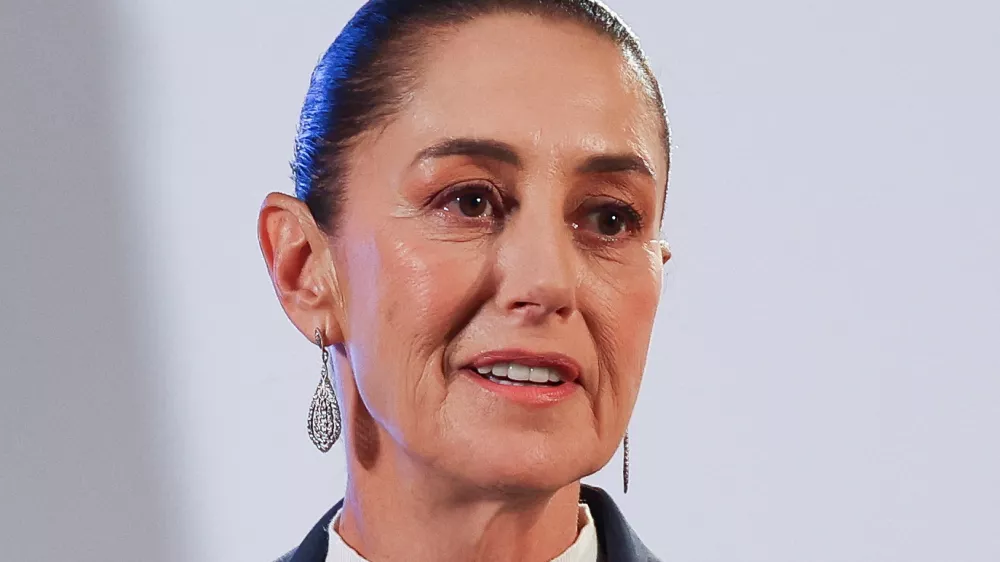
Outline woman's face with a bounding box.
[332,14,667,491]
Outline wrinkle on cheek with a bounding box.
[642,240,665,292]
[580,301,621,438]
[387,238,447,406]
[581,249,661,434]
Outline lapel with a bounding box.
[283,486,658,562]
[284,499,341,562]
[579,485,660,562]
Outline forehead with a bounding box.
[389,13,665,178]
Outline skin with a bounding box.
[259,14,670,562]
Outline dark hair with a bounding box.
[292,0,669,231]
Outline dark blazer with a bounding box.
[275,485,660,562]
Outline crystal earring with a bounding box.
[307,328,342,452]
[623,430,630,494]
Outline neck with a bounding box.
[336,438,583,562]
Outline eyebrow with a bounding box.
[412,137,654,180]
[575,153,655,179]
[412,138,521,168]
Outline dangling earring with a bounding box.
[623,430,631,494]
[307,328,342,452]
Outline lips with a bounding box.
[473,362,566,386]
[466,350,580,382]
[459,350,583,405]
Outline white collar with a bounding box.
[325,503,600,562]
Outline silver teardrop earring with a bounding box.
[307,328,342,452]
[623,430,631,494]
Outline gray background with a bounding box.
[1,0,997,560]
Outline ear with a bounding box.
[659,239,672,265]
[258,192,346,345]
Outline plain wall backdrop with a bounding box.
[2,0,998,560]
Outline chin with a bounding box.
[441,431,601,494]
[470,463,582,495]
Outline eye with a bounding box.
[594,208,628,236]
[576,202,644,239]
[440,183,503,219]
[452,192,490,217]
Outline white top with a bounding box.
[325,504,601,562]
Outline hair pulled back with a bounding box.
[292,0,669,231]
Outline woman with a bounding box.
[259,0,672,560]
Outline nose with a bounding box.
[493,204,578,324]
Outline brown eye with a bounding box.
[576,202,643,240]
[594,208,627,236]
[440,184,502,219]
[455,192,490,217]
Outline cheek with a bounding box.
[341,229,482,419]
[375,235,482,343]
[589,255,662,406]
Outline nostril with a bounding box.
[500,279,576,321]
[509,299,573,320]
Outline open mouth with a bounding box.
[470,362,567,387]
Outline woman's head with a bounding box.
[260,0,671,494]
[294,0,669,231]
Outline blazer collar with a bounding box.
[283,499,341,562]
[579,485,660,562]
[284,485,658,562]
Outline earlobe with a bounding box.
[258,192,347,345]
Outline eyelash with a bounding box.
[432,181,508,220]
[430,182,645,240]
[579,201,645,238]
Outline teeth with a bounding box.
[528,367,550,383]
[508,364,531,381]
[473,362,564,384]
